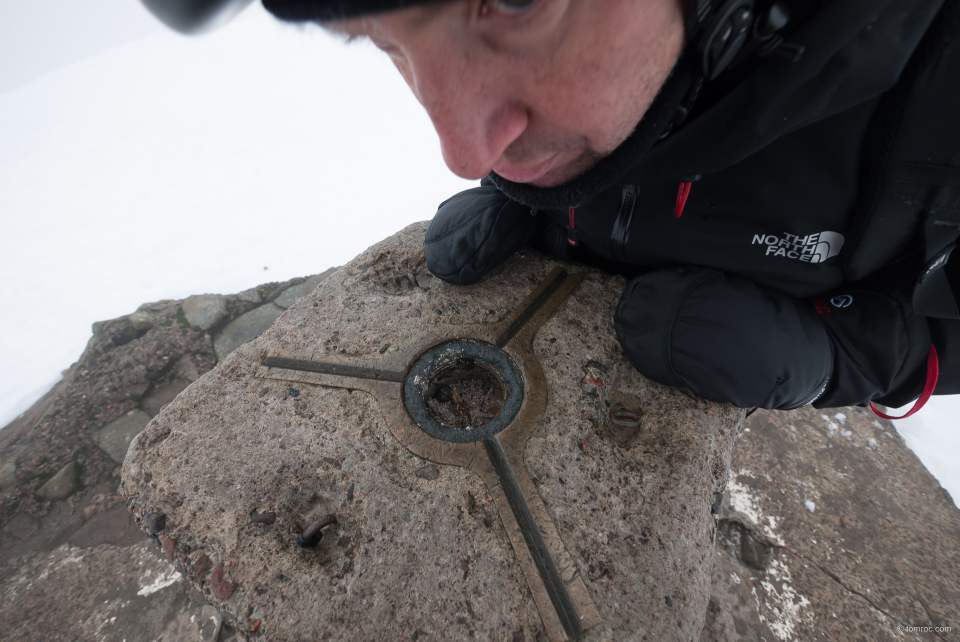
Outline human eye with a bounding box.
[480,0,539,16]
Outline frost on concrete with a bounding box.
[726,469,785,545]
[756,558,812,640]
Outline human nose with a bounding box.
[404,53,528,180]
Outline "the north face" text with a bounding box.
[752,231,845,263]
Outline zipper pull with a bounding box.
[675,175,701,218]
[567,206,579,247]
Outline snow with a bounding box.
[804,500,816,513]
[0,3,957,511]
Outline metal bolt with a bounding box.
[296,514,338,548]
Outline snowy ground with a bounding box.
[0,4,957,506]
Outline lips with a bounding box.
[492,152,563,184]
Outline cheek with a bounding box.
[526,65,647,155]
[525,0,686,153]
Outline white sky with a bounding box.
[0,0,162,94]
[0,3,471,427]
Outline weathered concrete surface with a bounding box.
[700,405,960,642]
[121,223,743,641]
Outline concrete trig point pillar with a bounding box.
[121,223,741,641]
[260,267,600,640]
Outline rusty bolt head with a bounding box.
[296,514,338,548]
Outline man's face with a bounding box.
[332,0,686,187]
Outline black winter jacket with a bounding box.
[425,0,960,410]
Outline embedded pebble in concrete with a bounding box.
[122,223,742,641]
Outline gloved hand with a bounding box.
[425,185,537,285]
[614,266,934,409]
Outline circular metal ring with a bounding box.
[403,339,524,443]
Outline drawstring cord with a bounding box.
[870,344,939,419]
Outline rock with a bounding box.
[181,294,228,331]
[0,458,15,491]
[209,563,236,600]
[415,464,440,480]
[234,287,262,304]
[145,512,166,536]
[199,605,222,642]
[0,541,210,642]
[701,406,960,642]
[128,310,155,331]
[35,460,79,501]
[212,303,284,361]
[70,503,143,549]
[172,354,202,382]
[273,268,337,309]
[250,511,276,525]
[123,223,742,641]
[143,378,193,416]
[97,409,152,464]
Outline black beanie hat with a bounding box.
[261,0,450,22]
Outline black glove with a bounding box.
[425,186,538,286]
[614,266,934,409]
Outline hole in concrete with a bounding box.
[404,339,524,443]
[425,358,507,430]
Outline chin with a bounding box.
[527,155,600,188]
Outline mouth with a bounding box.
[492,152,564,185]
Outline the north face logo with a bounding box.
[830,294,853,308]
[752,231,845,263]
